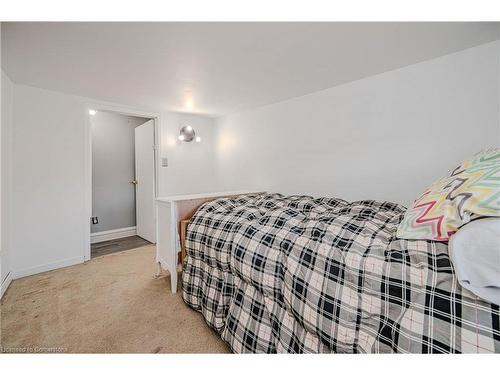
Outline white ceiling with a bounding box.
[2,22,499,117]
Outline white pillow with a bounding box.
[449,218,500,306]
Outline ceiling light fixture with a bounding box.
[89,109,97,116]
[184,91,194,111]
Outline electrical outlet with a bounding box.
[91,216,98,225]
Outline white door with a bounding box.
[134,119,156,243]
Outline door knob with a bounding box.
[131,180,138,185]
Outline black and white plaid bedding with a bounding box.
[182,193,500,353]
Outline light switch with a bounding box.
[162,157,169,167]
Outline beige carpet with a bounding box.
[0,245,231,353]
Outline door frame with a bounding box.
[84,101,162,261]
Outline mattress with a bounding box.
[182,193,500,353]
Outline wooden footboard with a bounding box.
[179,219,189,266]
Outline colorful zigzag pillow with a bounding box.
[397,148,500,241]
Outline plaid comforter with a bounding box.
[182,193,500,353]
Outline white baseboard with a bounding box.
[12,256,84,280]
[91,226,137,244]
[1,272,13,299]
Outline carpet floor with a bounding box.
[0,245,231,353]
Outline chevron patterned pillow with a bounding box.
[397,148,500,241]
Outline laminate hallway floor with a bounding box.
[91,235,151,258]
[0,245,231,353]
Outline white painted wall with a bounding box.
[1,69,14,297]
[159,112,217,196]
[5,84,217,278]
[10,85,89,277]
[214,41,500,205]
[3,40,498,281]
[91,111,148,233]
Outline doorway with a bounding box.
[88,110,158,259]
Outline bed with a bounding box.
[181,192,500,353]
